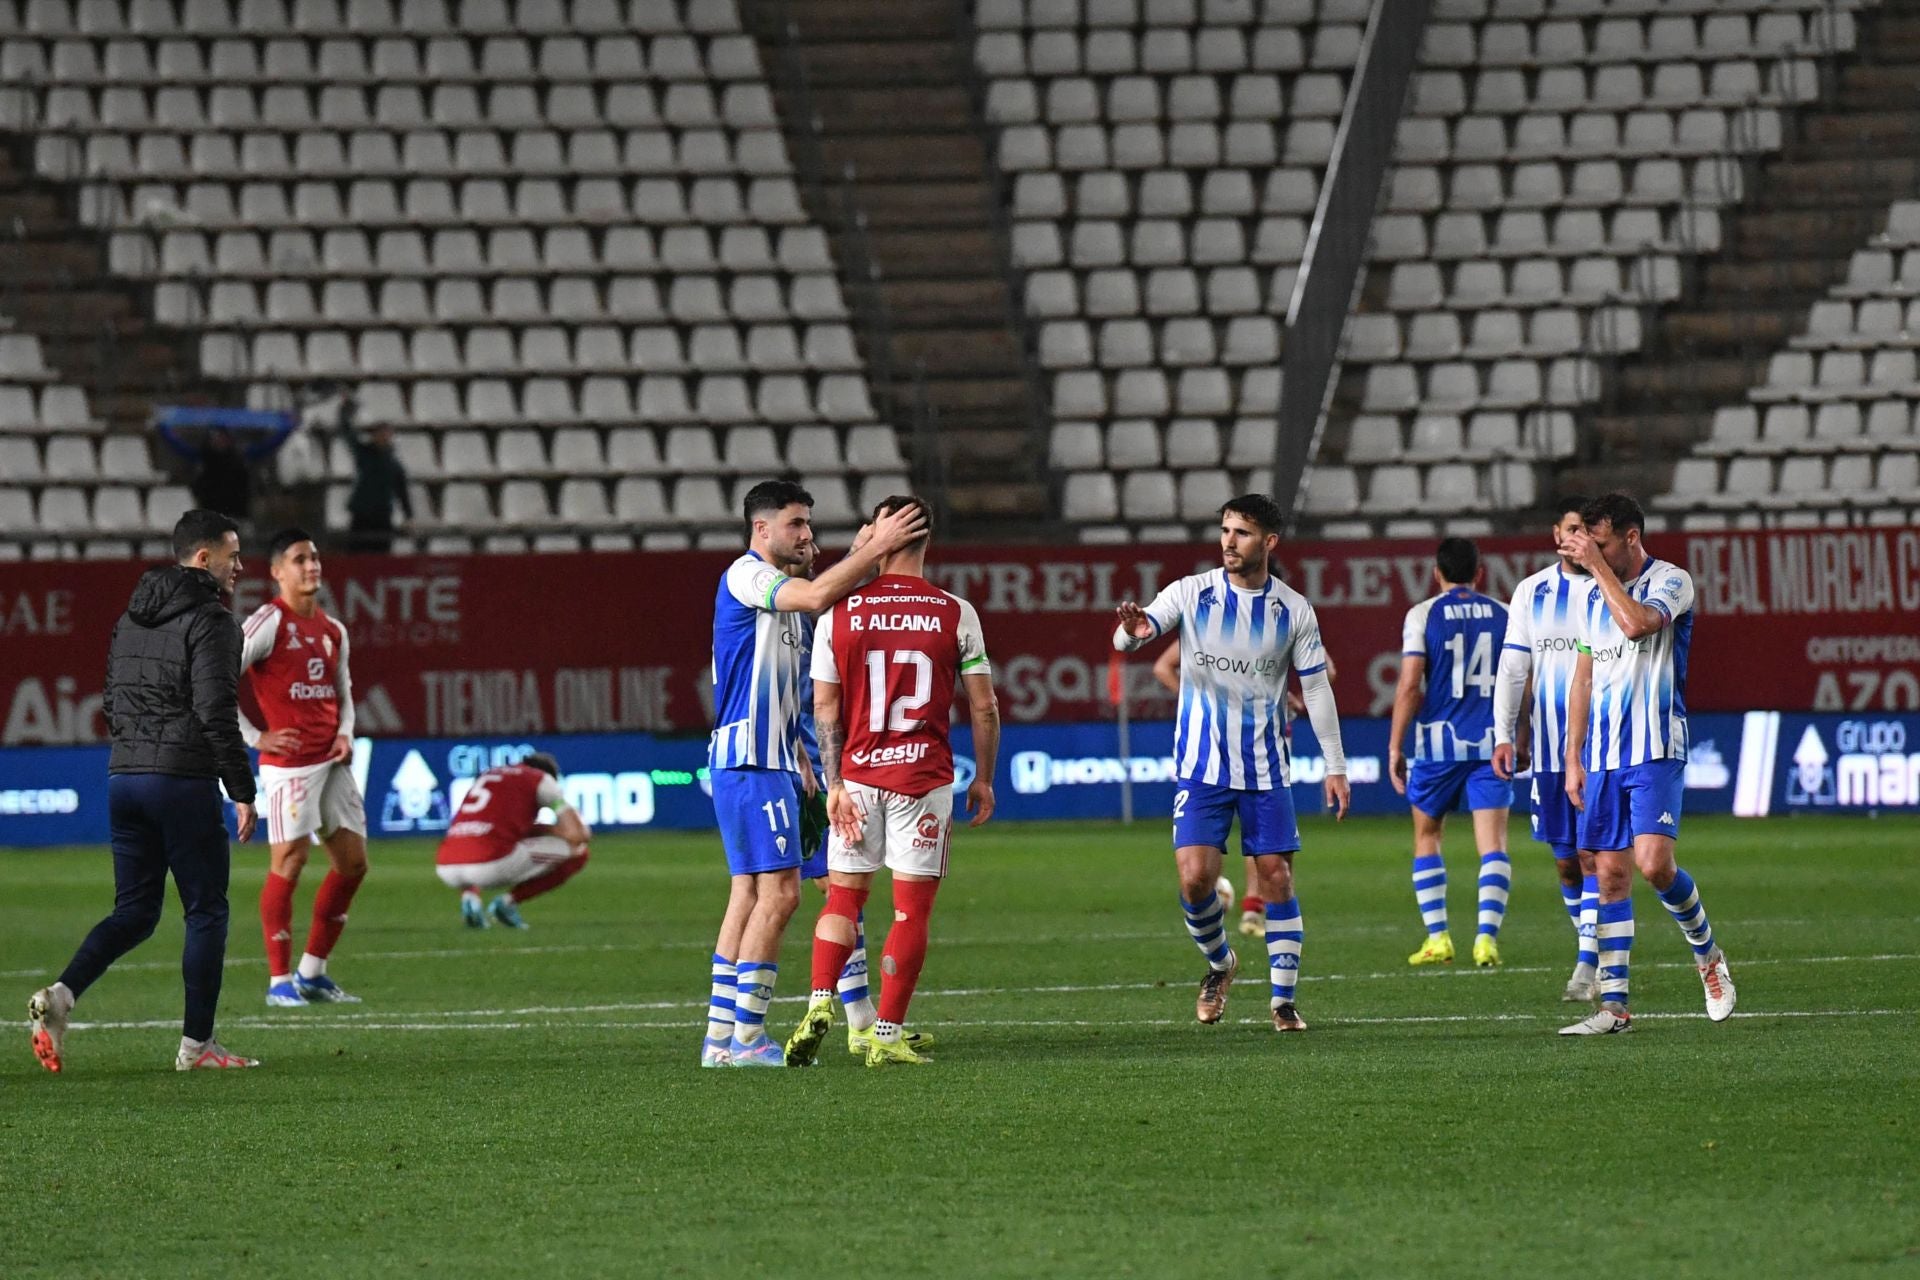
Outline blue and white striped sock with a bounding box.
[706,953,736,1042]
[1578,874,1599,969]
[1476,851,1512,938]
[1559,879,1582,936]
[1181,892,1232,972]
[731,961,777,1046]
[838,911,876,1030]
[1412,853,1448,935]
[1596,899,1634,1007]
[1656,868,1715,958]
[1265,897,1303,1005]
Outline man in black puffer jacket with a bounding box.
[28,509,265,1074]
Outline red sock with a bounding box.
[1242,895,1266,913]
[878,879,939,1026]
[511,849,588,903]
[260,872,296,977]
[305,869,366,960]
[810,884,867,993]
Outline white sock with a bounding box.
[180,1034,205,1052]
[269,973,293,987]
[297,953,327,980]
[873,1019,901,1044]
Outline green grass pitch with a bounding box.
[1,814,1916,1278]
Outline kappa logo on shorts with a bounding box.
[1657,811,1676,826]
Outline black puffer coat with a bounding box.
[102,565,257,803]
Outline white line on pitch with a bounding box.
[55,1007,1912,1034]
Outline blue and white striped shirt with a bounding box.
[1501,564,1586,775]
[1402,588,1509,762]
[1138,571,1329,791]
[1578,557,1695,770]
[709,552,808,774]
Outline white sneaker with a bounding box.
[28,984,73,1074]
[1698,948,1736,1022]
[1558,1004,1632,1036]
[1562,963,1599,1003]
[175,1039,261,1070]
[1238,909,1264,937]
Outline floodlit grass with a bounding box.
[2,814,1916,1277]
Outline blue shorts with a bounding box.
[712,767,802,876]
[797,776,828,881]
[1529,770,1578,857]
[1172,777,1300,857]
[1407,760,1512,818]
[1580,760,1684,852]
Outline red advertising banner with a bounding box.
[4,526,1918,746]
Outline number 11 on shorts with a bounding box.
[762,798,789,830]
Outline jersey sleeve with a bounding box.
[535,773,568,811]
[1400,598,1431,657]
[809,611,840,684]
[239,604,277,669]
[724,556,788,613]
[1502,581,1533,655]
[956,598,991,676]
[1292,600,1329,676]
[1646,566,1695,624]
[1140,580,1184,638]
[332,618,354,740]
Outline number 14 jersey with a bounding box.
[810,574,990,799]
[1403,586,1510,762]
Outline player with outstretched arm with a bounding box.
[1113,494,1350,1034]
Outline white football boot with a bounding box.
[1697,948,1736,1022]
[1559,1004,1632,1036]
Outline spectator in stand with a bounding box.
[155,421,294,523]
[337,397,412,554]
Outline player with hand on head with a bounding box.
[1491,498,1604,1002]
[783,495,998,1068]
[701,481,930,1068]
[1559,493,1734,1036]
[434,752,589,927]
[1152,635,1338,938]
[1389,538,1514,969]
[241,529,369,1007]
[1114,494,1349,1034]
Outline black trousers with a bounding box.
[59,773,232,1042]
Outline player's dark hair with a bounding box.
[872,494,932,548]
[268,527,316,563]
[742,478,813,541]
[1435,537,1479,586]
[1219,493,1285,537]
[523,751,560,778]
[172,508,239,562]
[1553,495,1590,523]
[1581,492,1645,535]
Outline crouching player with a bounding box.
[784,495,1000,1068]
[434,752,590,928]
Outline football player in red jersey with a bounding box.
[783,495,1001,1068]
[434,752,590,928]
[240,529,369,1007]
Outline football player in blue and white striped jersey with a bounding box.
[1388,538,1514,970]
[700,482,927,1067]
[1113,494,1350,1034]
[1492,498,1604,1003]
[1559,493,1734,1036]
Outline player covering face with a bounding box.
[240,530,369,1008]
[1492,500,1606,1003]
[1113,496,1350,1034]
[782,496,1000,1068]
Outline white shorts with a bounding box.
[259,759,366,846]
[435,837,574,890]
[827,780,952,879]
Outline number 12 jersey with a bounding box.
[810,574,990,798]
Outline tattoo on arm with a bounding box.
[819,716,845,790]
